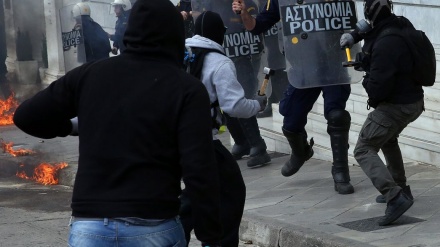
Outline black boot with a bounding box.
[376,139,410,202]
[240,116,271,168]
[225,115,250,160]
[376,185,413,203]
[378,190,413,226]
[327,110,354,194]
[281,128,314,177]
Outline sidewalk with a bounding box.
[1,125,440,246]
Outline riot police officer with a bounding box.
[233,0,361,194]
[72,2,111,63]
[177,0,195,38]
[109,0,131,54]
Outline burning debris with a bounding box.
[1,139,36,157]
[16,162,69,185]
[0,93,19,126]
[0,93,69,186]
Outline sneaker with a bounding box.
[231,144,250,160]
[376,185,413,203]
[247,151,271,168]
[378,191,413,226]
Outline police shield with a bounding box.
[60,4,86,72]
[60,2,114,72]
[191,0,265,98]
[192,0,264,59]
[279,0,363,88]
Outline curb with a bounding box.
[239,213,373,247]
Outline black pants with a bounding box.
[180,140,246,247]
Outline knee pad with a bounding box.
[327,109,351,133]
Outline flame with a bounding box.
[1,140,36,157]
[0,93,19,125]
[16,164,31,180]
[16,162,69,185]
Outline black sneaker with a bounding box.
[378,191,413,226]
[231,144,250,160]
[376,185,413,203]
[247,151,271,168]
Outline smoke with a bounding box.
[12,0,45,62]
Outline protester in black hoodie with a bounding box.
[344,0,424,226]
[13,0,222,246]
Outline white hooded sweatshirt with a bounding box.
[185,35,261,127]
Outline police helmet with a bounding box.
[364,0,393,25]
[111,0,132,11]
[72,2,91,18]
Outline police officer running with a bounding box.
[109,0,131,55]
[233,0,359,194]
[341,0,424,225]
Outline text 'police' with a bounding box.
[281,1,357,35]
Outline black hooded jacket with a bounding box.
[13,0,222,243]
[361,15,424,108]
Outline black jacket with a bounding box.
[13,0,222,244]
[361,15,424,108]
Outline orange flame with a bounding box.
[0,93,18,126]
[1,140,36,157]
[16,164,31,180]
[16,162,69,185]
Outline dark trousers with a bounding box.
[180,140,246,247]
[354,100,424,202]
[268,69,289,104]
[279,84,351,133]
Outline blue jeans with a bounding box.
[68,217,186,247]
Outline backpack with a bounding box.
[184,46,227,133]
[376,20,436,86]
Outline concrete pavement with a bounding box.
[1,125,440,246]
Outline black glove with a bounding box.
[367,99,379,109]
[340,33,355,49]
[254,91,268,112]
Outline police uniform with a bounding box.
[177,0,195,38]
[256,0,289,118]
[110,10,130,53]
[81,16,112,63]
[249,0,354,194]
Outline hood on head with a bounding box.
[123,0,185,66]
[194,11,227,46]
